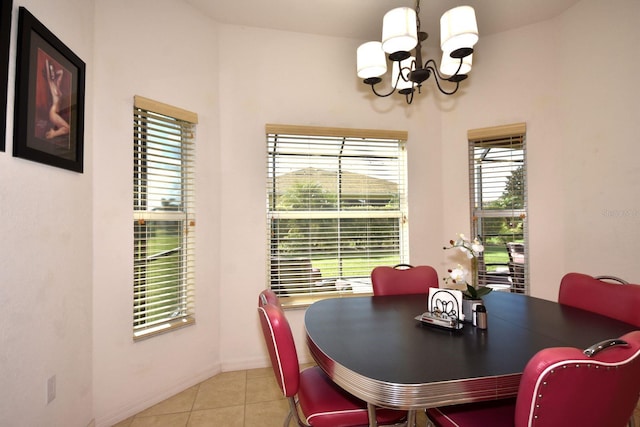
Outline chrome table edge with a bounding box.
[306,332,520,410]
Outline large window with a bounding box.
[266,124,409,305]
[133,95,197,340]
[469,123,528,294]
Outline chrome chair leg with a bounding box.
[286,397,309,427]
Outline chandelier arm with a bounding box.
[425,63,460,95]
[405,89,415,104]
[369,84,397,98]
[400,57,420,83]
[424,58,461,83]
[368,69,407,98]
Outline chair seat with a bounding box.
[298,366,405,427]
[426,398,516,427]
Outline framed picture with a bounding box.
[13,7,85,172]
[0,0,12,152]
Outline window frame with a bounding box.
[132,95,197,340]
[468,123,528,294]
[266,124,409,307]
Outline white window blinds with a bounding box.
[266,124,409,305]
[133,95,196,340]
[469,123,528,294]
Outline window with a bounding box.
[133,95,197,340]
[468,123,528,294]
[266,124,408,305]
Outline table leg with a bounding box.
[407,409,416,427]
[367,403,378,427]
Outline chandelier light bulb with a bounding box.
[357,41,387,79]
[382,7,418,54]
[440,6,478,57]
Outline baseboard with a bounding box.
[221,354,314,372]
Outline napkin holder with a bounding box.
[415,288,464,331]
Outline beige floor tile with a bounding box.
[136,385,199,417]
[111,416,134,427]
[187,405,245,427]
[416,408,429,426]
[129,412,190,427]
[244,399,291,427]
[246,374,284,404]
[192,371,247,411]
[246,367,273,379]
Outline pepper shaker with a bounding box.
[475,304,488,330]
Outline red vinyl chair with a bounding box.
[558,272,640,327]
[426,330,640,427]
[257,295,407,427]
[371,264,439,296]
[258,288,281,308]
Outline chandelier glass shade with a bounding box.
[357,0,478,104]
[382,8,418,55]
[357,41,387,79]
[440,6,479,56]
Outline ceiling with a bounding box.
[183,0,581,43]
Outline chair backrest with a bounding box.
[258,288,281,308]
[257,302,300,398]
[371,264,439,296]
[514,330,640,427]
[506,242,525,262]
[558,272,640,327]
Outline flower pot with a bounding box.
[462,298,483,323]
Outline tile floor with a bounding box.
[111,366,428,427]
[113,367,640,427]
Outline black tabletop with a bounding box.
[304,291,636,409]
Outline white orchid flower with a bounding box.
[471,240,484,255]
[449,265,466,282]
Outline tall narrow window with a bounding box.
[469,123,528,294]
[267,124,409,306]
[133,95,197,340]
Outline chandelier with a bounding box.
[357,0,478,104]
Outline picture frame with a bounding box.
[13,7,85,172]
[0,0,12,152]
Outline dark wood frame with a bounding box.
[13,7,85,172]
[0,0,12,152]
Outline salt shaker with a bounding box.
[475,304,488,330]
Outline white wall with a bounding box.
[215,24,446,370]
[1,0,638,425]
[0,0,94,426]
[92,0,221,425]
[557,0,640,284]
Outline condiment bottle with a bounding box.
[475,304,488,330]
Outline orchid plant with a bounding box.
[443,234,492,299]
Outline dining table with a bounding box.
[304,291,637,427]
